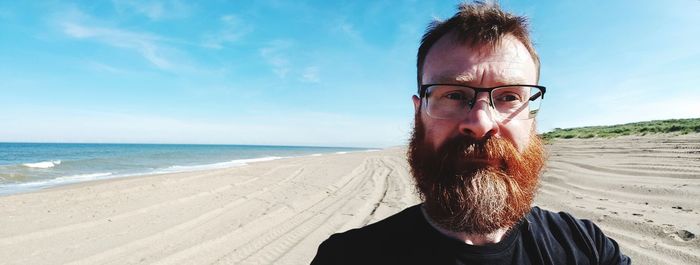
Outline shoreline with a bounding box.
[0,148,380,197]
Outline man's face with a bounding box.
[408,33,545,234]
[412,33,539,151]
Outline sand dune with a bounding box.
[0,134,698,264]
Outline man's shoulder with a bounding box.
[526,206,599,238]
[326,204,424,245]
[311,204,425,264]
[525,206,631,265]
[527,206,584,225]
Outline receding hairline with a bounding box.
[416,2,541,92]
[421,31,539,86]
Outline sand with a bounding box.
[0,134,698,264]
[537,134,700,264]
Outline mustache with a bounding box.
[443,136,506,159]
[435,135,517,175]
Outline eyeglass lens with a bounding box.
[425,85,543,120]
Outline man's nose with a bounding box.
[458,98,499,139]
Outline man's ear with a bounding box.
[412,95,421,113]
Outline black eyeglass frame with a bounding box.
[419,84,546,109]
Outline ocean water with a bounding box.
[0,143,371,196]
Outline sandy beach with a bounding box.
[1,134,699,264]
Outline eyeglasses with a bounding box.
[419,84,546,120]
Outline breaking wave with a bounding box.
[22,160,61,169]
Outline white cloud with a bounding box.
[258,40,324,82]
[85,61,128,74]
[333,19,362,42]
[300,66,320,83]
[201,14,252,49]
[52,6,204,72]
[61,22,175,70]
[112,0,191,20]
[259,40,293,78]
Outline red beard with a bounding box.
[408,113,545,234]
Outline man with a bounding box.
[312,2,630,265]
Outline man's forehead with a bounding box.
[423,34,537,85]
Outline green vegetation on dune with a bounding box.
[541,118,700,140]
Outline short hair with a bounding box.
[416,1,540,93]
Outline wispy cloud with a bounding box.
[53,7,189,71]
[259,40,293,78]
[112,0,191,20]
[333,19,362,42]
[201,14,253,49]
[61,21,176,70]
[300,66,320,83]
[84,61,128,74]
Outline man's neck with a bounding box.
[420,206,510,245]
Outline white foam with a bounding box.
[334,151,348,154]
[0,172,114,196]
[235,156,284,164]
[14,172,113,187]
[2,156,288,195]
[155,156,284,174]
[53,172,113,183]
[22,160,61,169]
[310,153,323,157]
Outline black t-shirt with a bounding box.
[311,204,630,265]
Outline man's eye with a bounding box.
[496,93,521,102]
[444,92,468,100]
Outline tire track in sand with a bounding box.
[153,156,404,265]
[62,168,305,265]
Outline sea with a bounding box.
[0,143,373,196]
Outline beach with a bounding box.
[1,135,699,264]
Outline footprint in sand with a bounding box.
[671,230,696,242]
[665,227,696,242]
[672,206,694,212]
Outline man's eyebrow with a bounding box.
[428,74,530,85]
[429,74,476,84]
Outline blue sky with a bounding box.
[1,1,698,147]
